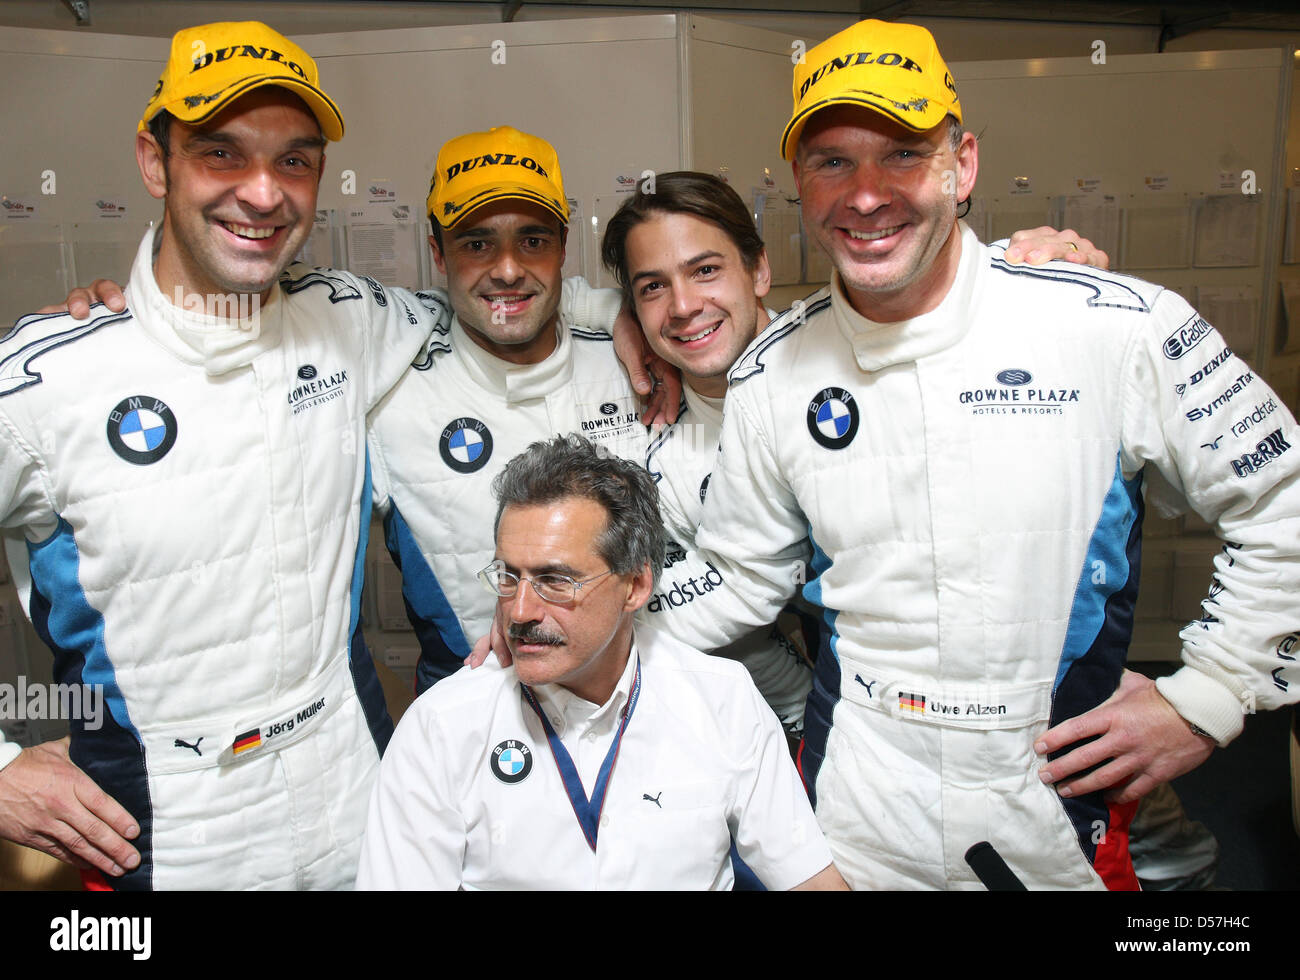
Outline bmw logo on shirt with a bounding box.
[439,417,493,473]
[491,739,533,784]
[806,387,859,450]
[107,395,177,465]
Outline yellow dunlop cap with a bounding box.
[427,126,569,229]
[781,19,960,160]
[139,21,343,141]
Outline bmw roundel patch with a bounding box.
[806,387,859,450]
[491,739,533,784]
[439,417,493,473]
[107,395,177,465]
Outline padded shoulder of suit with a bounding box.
[728,286,832,387]
[0,306,133,401]
[983,242,1165,315]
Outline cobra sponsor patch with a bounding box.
[807,387,859,449]
[106,395,177,465]
[440,417,493,473]
[491,739,533,784]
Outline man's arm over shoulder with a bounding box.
[561,276,623,331]
[356,691,466,889]
[287,268,448,413]
[649,383,808,652]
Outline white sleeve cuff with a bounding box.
[751,836,836,892]
[560,276,623,333]
[0,737,21,773]
[1155,667,1246,746]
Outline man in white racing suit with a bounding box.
[600,171,1118,744]
[366,126,647,692]
[0,22,441,889]
[370,130,818,731]
[644,19,1299,889]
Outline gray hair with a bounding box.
[492,434,666,589]
[947,115,965,150]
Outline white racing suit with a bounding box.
[370,286,814,729]
[367,288,644,692]
[0,229,435,889]
[648,223,1300,889]
[646,384,815,736]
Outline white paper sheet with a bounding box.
[1194,285,1259,357]
[1193,195,1259,268]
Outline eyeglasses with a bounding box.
[477,559,615,605]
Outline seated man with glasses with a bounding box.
[356,434,845,890]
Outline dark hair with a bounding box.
[492,434,665,588]
[147,109,173,159]
[601,171,764,303]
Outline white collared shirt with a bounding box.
[356,626,832,890]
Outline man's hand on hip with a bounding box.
[1035,669,1215,803]
[0,737,141,876]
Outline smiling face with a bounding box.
[623,211,771,398]
[137,87,325,306]
[431,200,566,366]
[793,105,977,322]
[496,496,651,706]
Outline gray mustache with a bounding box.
[507,623,565,645]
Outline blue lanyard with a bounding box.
[520,657,641,852]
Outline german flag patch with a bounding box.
[233,728,262,754]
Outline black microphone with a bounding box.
[964,841,1027,891]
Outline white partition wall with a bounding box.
[1,13,809,319]
[0,16,1295,681]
